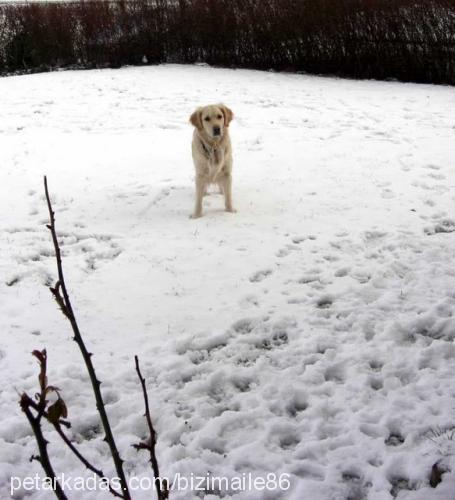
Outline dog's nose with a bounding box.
[213,126,221,136]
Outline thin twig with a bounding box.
[52,423,124,499]
[20,351,68,500]
[22,352,125,499]
[44,176,131,500]
[134,356,168,500]
[20,398,68,500]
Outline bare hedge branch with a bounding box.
[0,0,454,84]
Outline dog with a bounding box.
[189,104,235,218]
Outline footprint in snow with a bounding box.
[231,317,257,334]
[334,267,350,278]
[363,230,388,242]
[249,269,273,283]
[422,164,442,171]
[389,477,413,498]
[385,432,405,447]
[324,363,346,383]
[239,294,259,308]
[316,294,334,309]
[381,188,395,199]
[350,269,371,284]
[335,231,349,238]
[369,360,383,372]
[424,219,455,235]
[297,271,321,284]
[276,244,300,258]
[426,172,446,180]
[6,275,21,287]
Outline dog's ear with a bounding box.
[189,108,203,129]
[219,104,234,127]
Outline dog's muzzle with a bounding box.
[213,126,221,137]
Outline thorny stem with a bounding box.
[25,392,123,497]
[134,356,168,500]
[44,176,131,500]
[21,398,68,500]
[20,353,68,500]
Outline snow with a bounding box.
[1,64,455,500]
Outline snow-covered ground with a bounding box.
[1,64,455,500]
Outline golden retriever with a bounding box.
[189,104,235,218]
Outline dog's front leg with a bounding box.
[219,174,235,213]
[191,175,205,218]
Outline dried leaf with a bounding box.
[47,397,68,424]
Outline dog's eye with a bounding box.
[204,116,211,122]
[217,114,222,119]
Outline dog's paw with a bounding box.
[225,207,237,213]
[190,213,203,219]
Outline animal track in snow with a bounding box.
[350,268,371,284]
[324,364,346,383]
[275,244,300,257]
[231,317,257,334]
[369,376,383,391]
[5,225,122,280]
[389,476,413,498]
[334,267,350,278]
[426,172,446,181]
[249,269,273,282]
[381,188,395,199]
[385,432,405,446]
[424,219,455,235]
[238,294,259,308]
[316,294,334,309]
[363,230,388,243]
[298,273,320,284]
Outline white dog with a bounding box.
[189,104,235,218]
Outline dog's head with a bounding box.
[190,104,234,140]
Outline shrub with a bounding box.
[1,0,454,84]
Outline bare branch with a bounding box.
[21,178,168,500]
[134,356,169,500]
[23,353,126,499]
[52,423,124,499]
[44,176,131,500]
[20,351,68,500]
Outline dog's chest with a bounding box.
[211,148,222,165]
[206,160,224,181]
